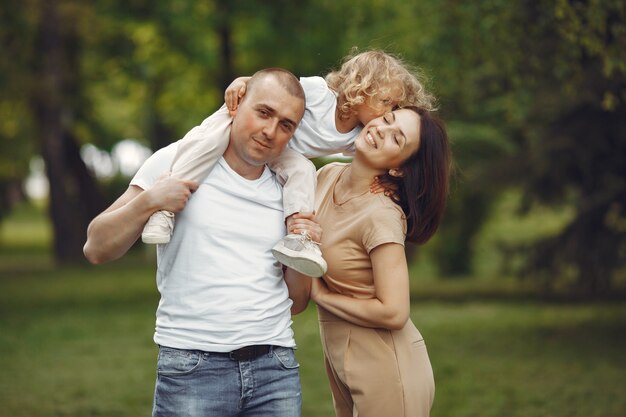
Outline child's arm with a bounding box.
[370,175,400,199]
[225,76,251,112]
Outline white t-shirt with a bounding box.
[288,76,361,158]
[131,143,296,352]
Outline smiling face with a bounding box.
[354,108,421,170]
[227,74,304,178]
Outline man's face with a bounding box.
[228,76,304,172]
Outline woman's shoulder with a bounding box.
[317,162,348,180]
[363,193,407,230]
[361,194,407,247]
[369,192,406,216]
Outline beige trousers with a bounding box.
[170,104,316,217]
[318,307,435,417]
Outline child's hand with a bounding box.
[370,175,399,200]
[287,212,323,243]
[225,77,250,112]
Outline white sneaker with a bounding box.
[272,232,327,277]
[142,210,175,244]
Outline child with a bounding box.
[141,49,435,277]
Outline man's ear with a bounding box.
[388,168,405,178]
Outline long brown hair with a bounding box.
[381,107,451,244]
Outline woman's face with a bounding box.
[354,108,421,170]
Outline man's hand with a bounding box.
[148,174,199,213]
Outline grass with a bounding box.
[1,203,625,417]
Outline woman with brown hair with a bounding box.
[290,106,451,417]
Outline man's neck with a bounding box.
[222,148,265,180]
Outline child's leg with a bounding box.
[268,147,316,218]
[142,105,232,245]
[170,104,231,180]
[268,148,327,277]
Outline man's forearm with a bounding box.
[83,186,154,264]
[285,268,312,315]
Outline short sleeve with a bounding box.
[362,201,407,253]
[299,76,329,107]
[130,142,177,190]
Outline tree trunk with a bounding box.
[33,0,104,264]
[215,0,234,92]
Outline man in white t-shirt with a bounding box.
[83,68,313,417]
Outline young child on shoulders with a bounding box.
[141,49,435,277]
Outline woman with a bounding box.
[290,107,451,417]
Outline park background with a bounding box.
[0,0,625,416]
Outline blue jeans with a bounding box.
[152,345,302,417]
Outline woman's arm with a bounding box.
[311,242,410,330]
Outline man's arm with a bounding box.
[83,176,198,264]
[284,268,311,315]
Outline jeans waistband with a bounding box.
[211,345,273,361]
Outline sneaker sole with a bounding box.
[271,247,327,277]
[142,233,171,244]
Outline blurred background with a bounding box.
[0,1,625,416]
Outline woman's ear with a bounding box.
[388,168,405,178]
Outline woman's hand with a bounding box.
[224,77,250,112]
[310,275,330,303]
[286,212,323,243]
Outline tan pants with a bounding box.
[318,307,435,417]
[171,104,316,217]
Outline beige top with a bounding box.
[315,163,407,300]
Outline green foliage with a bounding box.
[2,202,625,417]
[1,259,625,417]
[383,0,626,293]
[0,1,38,219]
[1,0,624,290]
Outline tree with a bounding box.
[406,0,626,293]
[0,0,37,220]
[30,0,105,263]
[512,0,626,295]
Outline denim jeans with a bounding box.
[152,345,302,417]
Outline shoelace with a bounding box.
[299,230,322,246]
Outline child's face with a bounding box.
[354,83,402,125]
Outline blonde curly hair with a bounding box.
[325,49,436,116]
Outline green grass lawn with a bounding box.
[1,203,625,416]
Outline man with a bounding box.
[84,68,310,417]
